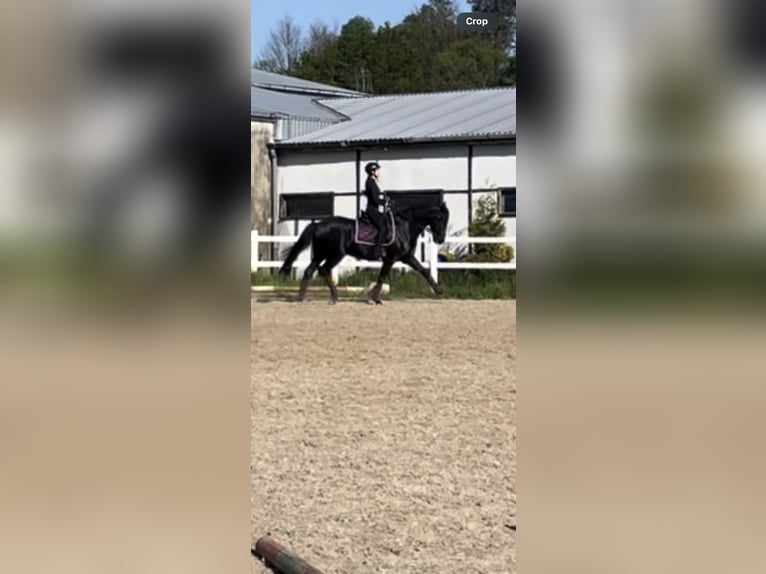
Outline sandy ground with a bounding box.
[251,299,516,574]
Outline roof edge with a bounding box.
[251,68,365,97]
[255,83,366,98]
[316,85,516,105]
[310,99,353,122]
[272,134,517,150]
[251,113,344,122]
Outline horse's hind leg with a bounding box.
[368,258,394,305]
[318,254,344,305]
[298,260,319,302]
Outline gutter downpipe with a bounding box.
[355,149,361,218]
[269,116,286,264]
[269,143,278,264]
[467,144,474,227]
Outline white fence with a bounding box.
[251,230,516,283]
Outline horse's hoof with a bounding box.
[328,299,337,305]
[374,299,383,306]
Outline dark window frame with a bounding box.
[386,189,444,213]
[279,192,335,221]
[498,187,516,217]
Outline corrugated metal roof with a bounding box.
[251,69,363,97]
[278,118,339,140]
[250,86,349,121]
[275,88,516,147]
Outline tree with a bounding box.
[466,194,513,262]
[415,0,462,51]
[432,38,504,90]
[306,20,337,55]
[470,0,516,86]
[469,0,516,54]
[254,16,304,73]
[394,0,464,91]
[333,16,377,91]
[367,22,400,93]
[293,16,378,92]
[293,21,340,85]
[263,0,515,92]
[500,56,516,86]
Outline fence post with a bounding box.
[428,233,439,283]
[251,230,259,273]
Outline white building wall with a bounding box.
[443,192,470,237]
[360,145,467,191]
[335,195,358,219]
[472,143,517,238]
[274,142,516,270]
[278,151,356,194]
[471,143,516,189]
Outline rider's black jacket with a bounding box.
[364,176,388,215]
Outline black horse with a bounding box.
[279,202,450,304]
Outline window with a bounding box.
[499,188,516,217]
[387,190,443,213]
[280,193,334,220]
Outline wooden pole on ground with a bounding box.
[252,536,325,574]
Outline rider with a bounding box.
[363,161,390,259]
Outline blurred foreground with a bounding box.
[1,1,249,573]
[521,2,766,573]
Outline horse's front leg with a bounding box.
[401,254,442,294]
[368,258,394,305]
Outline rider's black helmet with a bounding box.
[364,161,380,175]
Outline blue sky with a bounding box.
[251,0,473,63]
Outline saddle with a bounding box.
[355,211,396,246]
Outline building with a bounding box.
[250,69,363,240]
[270,87,516,249]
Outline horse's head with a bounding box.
[428,202,450,244]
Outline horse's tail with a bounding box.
[279,224,316,276]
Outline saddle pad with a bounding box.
[354,212,395,246]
